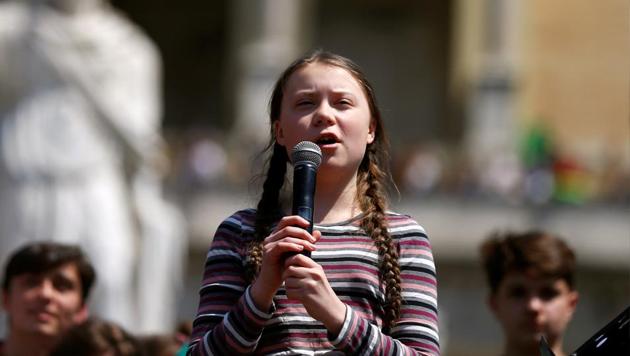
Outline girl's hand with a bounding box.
[250,216,319,310]
[282,253,347,336]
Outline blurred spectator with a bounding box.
[0,0,185,333]
[480,230,579,356]
[190,139,226,181]
[400,143,445,196]
[178,132,228,190]
[137,320,192,356]
[479,150,523,203]
[1,242,95,356]
[521,124,596,205]
[551,155,592,205]
[596,154,630,204]
[50,318,143,356]
[137,334,180,356]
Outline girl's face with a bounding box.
[275,63,375,176]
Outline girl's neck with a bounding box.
[313,171,359,225]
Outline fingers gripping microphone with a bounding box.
[291,141,322,257]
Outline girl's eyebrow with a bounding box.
[331,89,356,96]
[292,90,316,95]
[292,89,357,96]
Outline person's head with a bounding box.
[137,320,192,356]
[137,334,184,356]
[50,318,143,356]
[2,241,96,338]
[246,50,401,330]
[480,230,579,353]
[269,50,388,180]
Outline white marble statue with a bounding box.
[0,0,185,334]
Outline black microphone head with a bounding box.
[291,141,322,168]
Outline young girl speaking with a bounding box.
[187,51,439,355]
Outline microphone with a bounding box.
[290,141,322,257]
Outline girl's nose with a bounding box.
[313,102,336,126]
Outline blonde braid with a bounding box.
[245,143,287,282]
[357,148,402,331]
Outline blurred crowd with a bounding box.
[167,125,630,207]
[1,241,191,356]
[0,0,626,355]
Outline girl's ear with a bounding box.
[274,121,285,146]
[367,119,376,144]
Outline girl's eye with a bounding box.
[296,99,314,107]
[337,99,352,107]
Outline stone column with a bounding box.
[453,0,523,196]
[227,0,312,148]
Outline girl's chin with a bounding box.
[319,158,363,172]
[318,160,345,171]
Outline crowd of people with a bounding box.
[181,51,587,355]
[0,13,619,353]
[0,242,190,356]
[0,230,583,355]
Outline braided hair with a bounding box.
[244,50,402,329]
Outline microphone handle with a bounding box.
[292,163,317,257]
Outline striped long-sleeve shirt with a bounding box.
[188,209,439,355]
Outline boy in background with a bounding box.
[1,242,96,356]
[480,230,579,356]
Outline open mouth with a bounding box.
[315,134,339,145]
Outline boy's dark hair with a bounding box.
[2,241,96,303]
[480,230,576,294]
[50,318,143,356]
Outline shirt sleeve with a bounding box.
[187,211,273,355]
[329,222,440,355]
